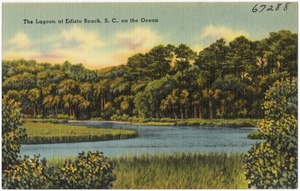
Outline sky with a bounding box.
[2,2,298,69]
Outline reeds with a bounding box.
[112,152,248,189]
[175,118,259,127]
[47,152,247,189]
[20,122,137,144]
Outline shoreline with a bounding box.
[70,118,259,128]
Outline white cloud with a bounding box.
[4,27,163,69]
[116,27,160,52]
[201,25,249,42]
[8,32,33,49]
[191,44,204,53]
[61,26,104,50]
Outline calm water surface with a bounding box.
[20,121,259,158]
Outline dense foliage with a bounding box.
[2,30,297,120]
[59,151,115,189]
[2,97,25,170]
[2,98,115,189]
[244,78,297,188]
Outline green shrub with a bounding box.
[2,97,26,169]
[2,155,54,189]
[159,118,175,123]
[244,78,297,189]
[59,151,115,189]
[2,97,116,189]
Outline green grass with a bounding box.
[247,131,264,139]
[20,122,137,144]
[48,152,248,189]
[113,152,248,189]
[175,118,259,127]
[126,117,260,127]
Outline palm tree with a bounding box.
[27,88,41,116]
[165,89,180,119]
[52,96,60,116]
[179,89,189,119]
[57,79,79,95]
[94,79,109,111]
[202,89,222,119]
[80,82,92,101]
[63,94,74,117]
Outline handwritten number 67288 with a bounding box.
[252,2,291,13]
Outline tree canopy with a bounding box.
[2,30,297,120]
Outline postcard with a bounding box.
[2,2,298,189]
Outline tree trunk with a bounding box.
[69,105,72,116]
[180,108,183,119]
[198,105,202,119]
[185,108,188,119]
[209,100,213,119]
[172,105,177,119]
[103,96,106,108]
[55,104,58,116]
[100,97,103,110]
[194,106,197,118]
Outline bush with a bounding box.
[3,155,54,189]
[2,97,116,189]
[110,114,129,121]
[2,97,26,169]
[59,151,115,189]
[244,78,297,189]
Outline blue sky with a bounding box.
[2,2,298,69]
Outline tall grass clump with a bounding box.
[21,122,137,144]
[175,118,259,127]
[112,152,247,189]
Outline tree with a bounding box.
[263,30,297,79]
[63,94,75,117]
[27,88,41,116]
[227,36,255,78]
[179,89,189,119]
[244,78,297,188]
[174,44,197,81]
[79,82,92,101]
[163,89,180,119]
[145,44,175,79]
[43,95,60,117]
[94,79,109,111]
[57,79,79,95]
[134,76,175,118]
[202,89,222,119]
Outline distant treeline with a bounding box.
[2,30,297,120]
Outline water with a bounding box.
[20,121,259,159]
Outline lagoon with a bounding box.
[20,121,259,159]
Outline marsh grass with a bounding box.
[128,118,259,127]
[21,122,137,144]
[112,152,248,189]
[175,118,259,127]
[47,152,247,189]
[247,131,263,139]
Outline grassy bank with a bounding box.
[48,152,247,189]
[20,122,137,144]
[113,153,247,189]
[92,117,260,127]
[247,131,264,139]
[174,118,259,127]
